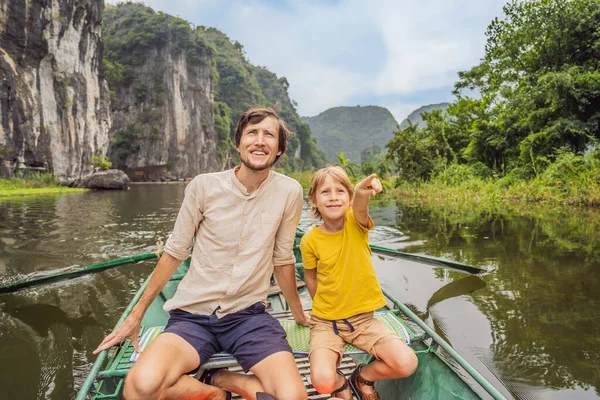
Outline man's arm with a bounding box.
[353,173,383,228]
[93,252,182,354]
[303,268,317,299]
[274,264,310,326]
[94,177,204,354]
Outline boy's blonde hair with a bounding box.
[308,166,354,220]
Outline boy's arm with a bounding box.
[352,173,383,228]
[303,268,318,299]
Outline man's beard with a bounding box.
[240,155,277,171]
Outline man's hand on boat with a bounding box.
[93,311,142,354]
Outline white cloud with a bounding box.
[284,63,368,116]
[371,1,506,95]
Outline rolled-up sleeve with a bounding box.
[272,184,303,266]
[164,176,205,261]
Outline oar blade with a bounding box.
[0,253,158,294]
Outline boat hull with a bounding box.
[77,256,502,400]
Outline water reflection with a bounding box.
[393,201,600,398]
[0,184,186,399]
[1,188,599,399]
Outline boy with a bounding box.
[300,166,418,400]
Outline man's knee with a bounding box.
[123,362,166,399]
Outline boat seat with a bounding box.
[128,310,411,369]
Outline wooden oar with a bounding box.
[295,229,484,274]
[0,253,158,294]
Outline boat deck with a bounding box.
[97,306,417,400]
[82,261,501,400]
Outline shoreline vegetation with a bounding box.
[391,155,600,209]
[0,173,86,197]
[288,165,600,211]
[296,0,600,212]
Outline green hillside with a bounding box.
[302,106,398,163]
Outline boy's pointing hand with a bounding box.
[356,174,383,197]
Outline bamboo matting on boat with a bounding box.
[128,310,411,363]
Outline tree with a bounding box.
[385,123,434,181]
[452,0,600,174]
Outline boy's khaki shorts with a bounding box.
[308,311,401,364]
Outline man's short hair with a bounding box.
[235,108,293,162]
[308,166,354,220]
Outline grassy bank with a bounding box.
[0,173,86,197]
[391,161,600,209]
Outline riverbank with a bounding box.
[290,167,600,209]
[392,175,600,210]
[0,174,86,197]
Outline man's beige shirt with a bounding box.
[163,168,304,318]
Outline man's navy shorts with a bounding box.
[163,302,292,372]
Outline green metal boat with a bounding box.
[76,237,507,400]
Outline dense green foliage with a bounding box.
[386,0,600,206]
[89,156,112,171]
[302,106,398,163]
[103,4,212,90]
[395,149,600,207]
[103,2,326,171]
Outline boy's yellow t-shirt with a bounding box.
[300,208,386,320]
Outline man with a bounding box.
[94,108,309,400]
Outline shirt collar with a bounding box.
[231,166,273,198]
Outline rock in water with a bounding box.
[78,170,130,190]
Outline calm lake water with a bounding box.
[0,184,598,399]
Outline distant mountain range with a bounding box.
[399,103,450,129]
[302,103,449,163]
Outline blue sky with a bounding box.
[107,0,508,123]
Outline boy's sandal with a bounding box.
[350,364,380,400]
[199,368,232,400]
[330,369,351,399]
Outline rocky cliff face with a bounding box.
[107,49,218,180]
[0,0,111,183]
[103,4,219,180]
